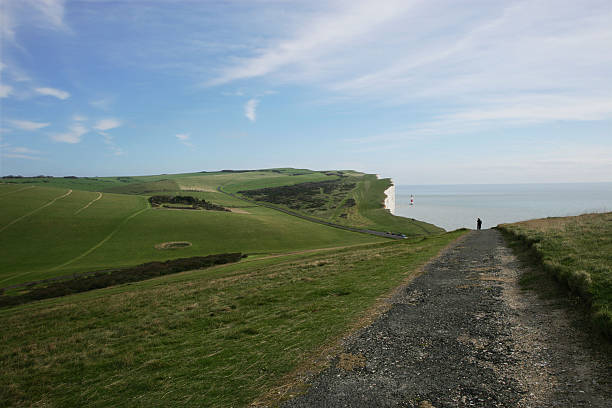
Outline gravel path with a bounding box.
[282,229,612,407]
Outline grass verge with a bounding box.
[497,212,612,340]
[0,230,465,407]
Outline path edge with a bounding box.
[250,230,472,408]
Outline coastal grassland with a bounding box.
[0,174,180,192]
[232,173,442,236]
[177,169,336,194]
[0,185,383,287]
[3,169,440,236]
[0,230,466,407]
[498,212,612,338]
[2,168,340,195]
[0,187,146,286]
[344,174,443,235]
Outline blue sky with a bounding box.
[1,0,611,184]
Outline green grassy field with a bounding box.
[1,168,333,194]
[3,169,442,237]
[0,230,465,407]
[498,212,612,339]
[0,184,384,286]
[1,169,443,286]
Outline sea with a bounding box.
[395,183,612,231]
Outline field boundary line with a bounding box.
[0,189,72,233]
[48,205,150,272]
[74,192,103,215]
[0,185,36,198]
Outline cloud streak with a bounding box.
[51,124,88,144]
[1,146,41,160]
[213,0,612,134]
[93,118,122,131]
[210,0,414,85]
[175,133,193,147]
[35,87,70,100]
[8,119,50,131]
[0,84,13,98]
[244,99,259,122]
[0,0,68,44]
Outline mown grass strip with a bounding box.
[0,230,465,407]
[498,212,612,340]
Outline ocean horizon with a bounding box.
[394,182,612,231]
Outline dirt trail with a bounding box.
[0,189,72,234]
[74,192,103,214]
[281,229,611,407]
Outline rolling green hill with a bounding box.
[1,168,441,287]
[0,169,458,407]
[0,184,383,287]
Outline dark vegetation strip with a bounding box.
[219,187,408,240]
[497,213,612,340]
[0,253,244,308]
[238,178,355,211]
[148,195,229,211]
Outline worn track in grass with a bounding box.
[282,229,612,407]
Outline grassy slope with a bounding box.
[498,212,612,338]
[0,230,465,407]
[344,174,443,235]
[3,169,442,235]
[0,184,383,286]
[1,168,442,286]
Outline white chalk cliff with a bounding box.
[384,182,396,215]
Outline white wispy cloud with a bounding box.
[244,99,259,122]
[1,0,68,44]
[35,87,70,100]
[221,89,244,96]
[213,0,612,133]
[8,119,50,131]
[175,133,193,147]
[52,124,88,143]
[72,114,87,121]
[0,84,13,98]
[210,0,414,85]
[347,94,612,148]
[93,118,122,131]
[100,133,125,155]
[1,145,41,160]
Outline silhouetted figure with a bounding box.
[477,218,482,230]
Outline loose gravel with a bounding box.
[282,229,611,407]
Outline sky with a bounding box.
[1,0,611,184]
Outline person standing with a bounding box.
[477,218,482,230]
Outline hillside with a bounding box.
[0,231,465,407]
[1,169,441,287]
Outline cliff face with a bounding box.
[384,182,396,215]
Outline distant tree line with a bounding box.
[149,195,229,211]
[0,253,245,308]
